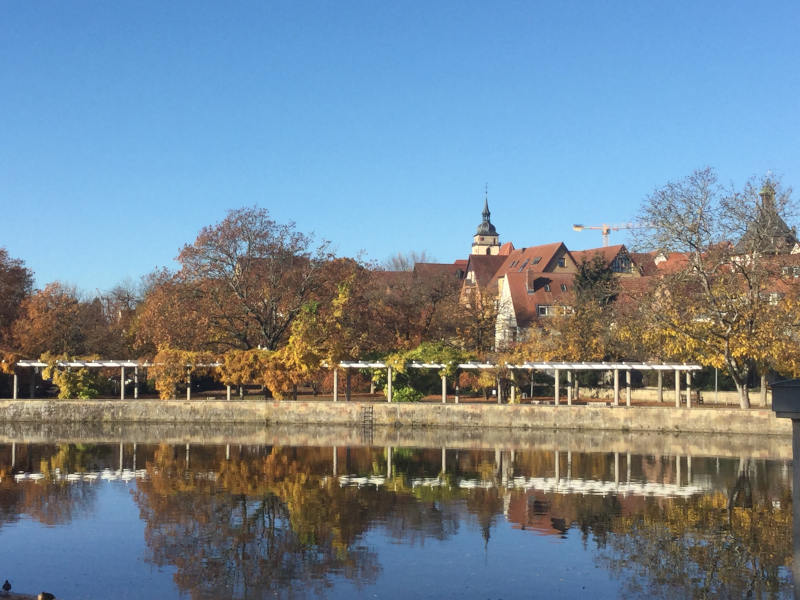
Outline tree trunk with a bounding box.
[736,382,751,409]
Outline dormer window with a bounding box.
[544,283,551,292]
[561,283,567,291]
[611,255,632,273]
[532,257,542,265]
[557,257,566,268]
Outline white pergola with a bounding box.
[333,360,702,407]
[10,358,702,407]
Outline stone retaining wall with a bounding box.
[0,399,790,436]
[0,421,790,460]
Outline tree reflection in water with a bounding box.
[1,442,793,598]
[133,445,383,599]
[0,443,100,528]
[595,466,792,598]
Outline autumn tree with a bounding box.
[454,287,503,357]
[0,248,33,350]
[174,207,336,352]
[633,168,799,407]
[11,283,104,357]
[96,280,141,357]
[382,250,433,272]
[133,269,214,355]
[574,255,619,307]
[366,265,462,351]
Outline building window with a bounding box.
[544,284,550,292]
[560,283,567,291]
[782,266,800,277]
[557,257,566,268]
[532,257,541,265]
[611,255,632,273]
[537,305,554,316]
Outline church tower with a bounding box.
[471,192,500,255]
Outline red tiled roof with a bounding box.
[413,262,465,279]
[571,244,626,266]
[503,271,575,327]
[655,252,690,274]
[498,241,515,255]
[629,252,659,275]
[488,242,572,290]
[464,254,508,288]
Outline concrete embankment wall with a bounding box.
[0,398,790,437]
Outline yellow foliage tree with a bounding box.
[149,347,215,400]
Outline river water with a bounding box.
[0,426,794,599]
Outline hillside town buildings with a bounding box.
[414,185,799,350]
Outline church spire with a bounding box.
[482,184,491,222]
[472,186,500,255]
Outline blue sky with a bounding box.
[2,1,799,292]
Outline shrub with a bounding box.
[391,386,423,403]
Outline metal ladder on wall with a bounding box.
[360,404,374,444]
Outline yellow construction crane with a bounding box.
[572,223,635,247]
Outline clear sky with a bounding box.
[2,1,799,292]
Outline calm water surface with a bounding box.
[0,431,794,599]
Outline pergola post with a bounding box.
[613,369,620,406]
[657,370,663,403]
[761,372,767,407]
[566,372,572,406]
[529,368,534,398]
[120,366,125,400]
[333,368,338,402]
[554,368,560,405]
[674,370,681,407]
[387,367,393,403]
[186,370,191,401]
[626,452,631,484]
[497,378,502,404]
[625,370,631,407]
[441,375,447,404]
[554,449,560,482]
[333,446,338,477]
[345,368,352,402]
[226,385,231,401]
[686,371,692,408]
[12,371,17,400]
[134,366,139,400]
[30,367,36,398]
[567,450,572,480]
[566,371,573,404]
[510,383,516,403]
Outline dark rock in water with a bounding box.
[1,580,10,594]
[38,593,55,600]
